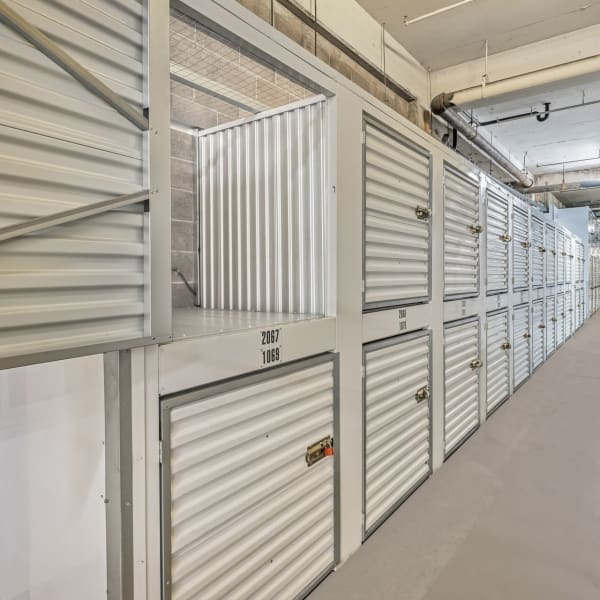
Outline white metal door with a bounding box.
[546,224,556,286]
[444,319,481,455]
[486,310,510,414]
[546,296,556,356]
[565,290,574,338]
[444,168,481,299]
[363,120,431,308]
[565,236,573,284]
[557,230,565,285]
[556,293,565,346]
[486,189,509,294]
[512,206,530,291]
[577,243,584,283]
[160,356,337,600]
[513,304,531,387]
[532,300,545,370]
[531,217,544,289]
[363,331,431,535]
[576,288,583,329]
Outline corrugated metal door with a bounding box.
[486,310,510,415]
[443,168,481,299]
[565,290,574,338]
[532,300,545,370]
[513,304,531,388]
[565,236,573,284]
[512,206,530,291]
[444,319,481,456]
[0,0,149,360]
[363,331,431,535]
[160,355,337,600]
[546,296,556,356]
[576,288,583,328]
[557,230,566,285]
[363,120,431,308]
[198,97,326,314]
[556,293,565,346]
[486,189,509,294]
[577,243,584,283]
[546,224,556,286]
[531,217,544,289]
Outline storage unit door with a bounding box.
[532,300,545,370]
[576,289,583,328]
[512,206,530,291]
[556,293,565,346]
[565,237,573,284]
[531,217,545,289]
[363,120,431,308]
[444,168,481,298]
[546,224,556,286]
[557,231,565,284]
[444,319,481,455]
[565,291,574,338]
[363,332,431,535]
[486,190,509,294]
[486,310,510,414]
[513,304,531,387]
[546,296,556,356]
[577,243,584,283]
[160,356,337,600]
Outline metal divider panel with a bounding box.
[486,311,510,413]
[513,305,531,387]
[557,231,566,284]
[556,293,565,345]
[512,206,530,291]
[444,320,480,454]
[565,237,573,283]
[486,190,509,293]
[363,122,431,307]
[363,333,431,533]
[161,358,336,600]
[546,296,556,355]
[531,217,544,288]
[532,301,545,369]
[546,225,556,285]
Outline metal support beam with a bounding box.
[0,190,149,243]
[0,0,149,131]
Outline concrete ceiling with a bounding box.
[356,0,600,71]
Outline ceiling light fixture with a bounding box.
[404,0,476,25]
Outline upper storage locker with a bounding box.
[444,167,481,299]
[485,186,510,295]
[512,205,530,291]
[363,119,432,309]
[557,228,566,285]
[564,234,573,284]
[546,223,557,286]
[531,216,545,289]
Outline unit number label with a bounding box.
[259,328,282,368]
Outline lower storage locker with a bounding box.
[363,331,431,536]
[513,304,531,388]
[565,290,574,338]
[160,355,338,600]
[444,318,481,456]
[532,300,545,370]
[556,293,566,347]
[546,295,556,356]
[576,289,584,328]
[485,310,510,415]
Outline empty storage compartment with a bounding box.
[546,223,557,286]
[556,292,566,347]
[546,295,557,356]
[486,309,510,415]
[363,331,431,536]
[443,167,481,299]
[363,118,432,309]
[160,355,338,600]
[512,205,530,291]
[532,300,545,370]
[485,187,510,295]
[513,304,531,388]
[443,318,482,456]
[531,216,545,289]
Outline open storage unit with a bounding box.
[485,310,510,415]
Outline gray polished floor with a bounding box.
[310,312,600,600]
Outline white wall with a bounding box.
[0,356,107,600]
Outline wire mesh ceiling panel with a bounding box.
[513,304,531,388]
[557,230,566,285]
[564,235,573,284]
[0,0,147,360]
[443,168,481,299]
[443,318,481,456]
[556,292,566,347]
[565,290,574,338]
[531,217,545,289]
[161,355,337,600]
[546,295,556,356]
[197,97,326,314]
[512,206,530,291]
[486,310,510,415]
[363,331,431,536]
[363,119,431,308]
[485,189,509,295]
[532,300,545,370]
[546,224,556,286]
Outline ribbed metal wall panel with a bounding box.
[556,292,565,346]
[565,235,573,284]
[546,224,556,286]
[513,304,531,387]
[0,0,147,359]
[363,120,431,308]
[512,206,530,291]
[557,230,566,285]
[444,319,481,455]
[546,295,556,356]
[363,332,431,535]
[531,217,544,289]
[198,97,326,314]
[486,310,510,414]
[565,290,574,338]
[532,300,545,370]
[486,189,509,294]
[443,168,481,298]
[161,356,336,600]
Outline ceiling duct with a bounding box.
[519,181,600,195]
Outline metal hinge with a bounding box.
[158,440,163,465]
[306,436,334,467]
[415,205,431,220]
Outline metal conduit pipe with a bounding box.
[432,92,534,188]
[518,181,600,194]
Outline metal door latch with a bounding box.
[569,308,573,312]
[500,233,512,242]
[470,358,483,369]
[551,317,557,322]
[469,223,483,234]
[415,206,431,220]
[524,332,532,338]
[552,250,557,255]
[521,241,532,248]
[501,341,511,350]
[562,251,567,256]
[306,436,334,467]
[415,385,430,403]
[539,246,546,253]
[538,324,546,329]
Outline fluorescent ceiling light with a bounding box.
[404,0,476,25]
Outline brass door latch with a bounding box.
[469,223,483,234]
[415,206,431,220]
[501,341,511,350]
[521,241,532,249]
[306,436,334,467]
[499,233,512,242]
[415,385,430,403]
[470,358,483,369]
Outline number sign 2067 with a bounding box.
[259,328,282,368]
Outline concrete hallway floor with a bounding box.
[310,312,600,600]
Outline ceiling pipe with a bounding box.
[432,92,534,188]
[519,181,600,195]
